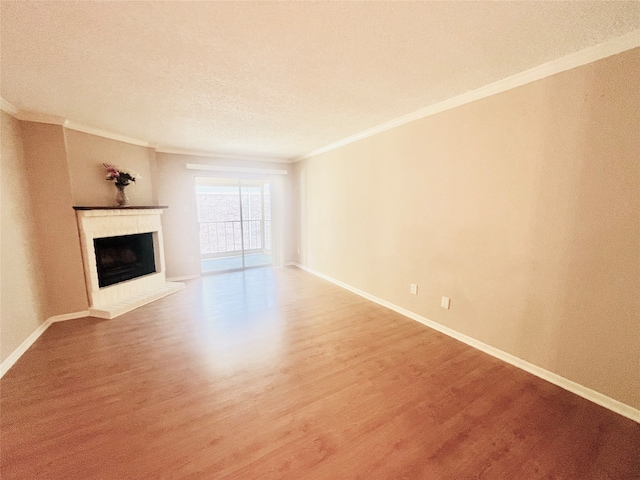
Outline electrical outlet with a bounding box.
[441,296,450,309]
[410,284,418,295]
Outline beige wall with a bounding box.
[295,48,640,409]
[21,121,88,317]
[155,153,297,279]
[0,112,48,362]
[1,121,161,363]
[64,129,157,206]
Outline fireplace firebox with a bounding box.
[94,233,156,287]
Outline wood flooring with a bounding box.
[1,267,639,479]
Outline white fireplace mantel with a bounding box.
[74,206,184,319]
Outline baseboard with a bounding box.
[0,310,89,378]
[0,322,50,378]
[292,263,640,424]
[48,310,90,323]
[166,274,201,282]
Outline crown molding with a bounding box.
[156,146,293,164]
[1,99,289,164]
[18,111,66,125]
[4,30,637,163]
[63,120,150,147]
[0,102,291,162]
[0,100,66,125]
[0,101,65,125]
[0,97,19,116]
[295,30,640,162]
[0,98,150,146]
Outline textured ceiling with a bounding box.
[1,1,639,160]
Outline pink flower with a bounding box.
[103,163,136,184]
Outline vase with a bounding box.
[115,183,129,206]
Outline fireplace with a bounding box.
[74,206,184,319]
[94,233,156,287]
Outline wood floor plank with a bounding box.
[1,267,639,479]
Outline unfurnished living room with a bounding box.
[1,2,639,479]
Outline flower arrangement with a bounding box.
[103,163,138,186]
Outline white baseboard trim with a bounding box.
[166,274,201,282]
[0,322,50,378]
[292,263,640,424]
[0,310,89,378]
[48,310,90,323]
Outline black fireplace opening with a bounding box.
[94,233,156,288]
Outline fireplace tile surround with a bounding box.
[74,206,184,319]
